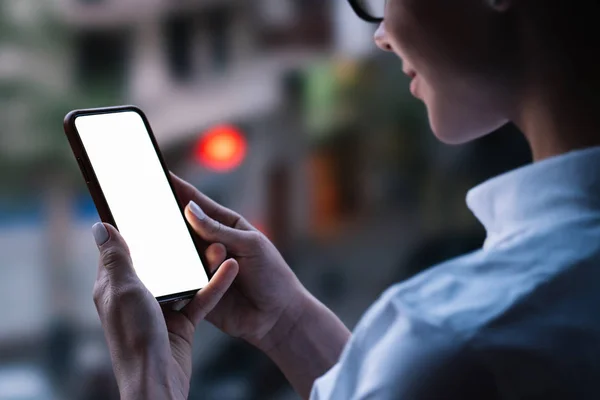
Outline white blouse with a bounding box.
[311,146,600,399]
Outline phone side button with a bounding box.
[76,157,91,183]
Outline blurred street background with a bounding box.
[0,0,532,399]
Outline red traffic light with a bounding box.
[194,124,247,172]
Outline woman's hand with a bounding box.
[171,173,310,353]
[94,175,350,400]
[91,222,238,400]
[172,174,351,399]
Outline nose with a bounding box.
[374,23,393,52]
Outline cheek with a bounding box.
[388,0,497,76]
[387,1,458,64]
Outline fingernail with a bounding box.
[92,223,109,246]
[189,201,206,221]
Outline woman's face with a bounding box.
[375,0,517,143]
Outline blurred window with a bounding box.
[207,7,232,72]
[75,30,129,92]
[258,0,295,27]
[163,13,195,82]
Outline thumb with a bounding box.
[182,258,239,325]
[92,223,137,285]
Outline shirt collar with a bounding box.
[466,146,600,249]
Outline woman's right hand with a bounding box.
[170,173,310,352]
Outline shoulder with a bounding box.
[312,217,600,400]
[312,268,497,400]
[382,249,512,340]
[392,215,600,336]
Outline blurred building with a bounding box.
[1,1,532,399]
[2,1,372,399]
[52,0,344,253]
[0,0,412,343]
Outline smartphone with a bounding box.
[63,105,210,304]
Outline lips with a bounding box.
[404,69,417,79]
[400,60,422,98]
[402,65,420,97]
[410,77,418,97]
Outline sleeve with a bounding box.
[310,288,497,400]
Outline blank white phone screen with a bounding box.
[75,111,208,298]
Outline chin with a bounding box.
[421,84,510,145]
[427,105,508,145]
[432,129,475,145]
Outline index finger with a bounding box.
[170,172,253,231]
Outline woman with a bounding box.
[90,0,600,398]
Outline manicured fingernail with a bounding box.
[92,223,109,246]
[189,201,206,221]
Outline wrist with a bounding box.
[119,374,179,400]
[115,355,182,400]
[120,384,176,400]
[256,287,315,355]
[255,289,351,398]
[258,288,351,360]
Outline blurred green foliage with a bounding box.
[0,0,123,198]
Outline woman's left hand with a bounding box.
[91,222,238,400]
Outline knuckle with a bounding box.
[101,247,129,270]
[111,282,147,304]
[247,231,263,246]
[92,279,109,309]
[96,281,147,312]
[208,219,222,236]
[232,213,244,227]
[97,286,155,350]
[243,231,265,253]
